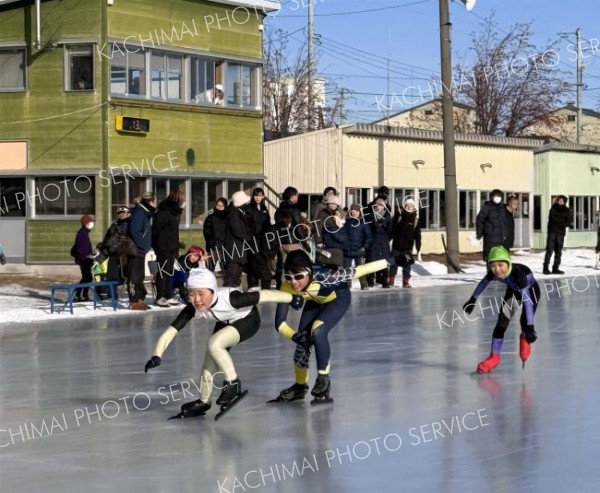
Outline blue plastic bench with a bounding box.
[49,281,119,314]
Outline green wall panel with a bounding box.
[0,0,104,169]
[108,104,262,174]
[28,220,102,263]
[107,0,262,58]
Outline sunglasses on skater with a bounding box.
[283,271,310,281]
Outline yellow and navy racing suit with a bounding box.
[275,259,388,385]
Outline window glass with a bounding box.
[0,48,26,90]
[68,45,94,90]
[0,178,26,217]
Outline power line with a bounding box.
[278,0,431,18]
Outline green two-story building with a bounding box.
[0,0,277,262]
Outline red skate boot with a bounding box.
[477,354,500,374]
[519,335,531,369]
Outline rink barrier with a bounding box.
[49,281,119,314]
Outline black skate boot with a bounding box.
[214,379,248,421]
[168,399,211,420]
[311,374,333,405]
[267,383,309,403]
[217,378,243,406]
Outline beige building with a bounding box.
[523,105,600,145]
[373,99,477,133]
[533,142,600,249]
[264,125,547,254]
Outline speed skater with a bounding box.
[144,267,303,419]
[271,250,393,404]
[463,246,541,373]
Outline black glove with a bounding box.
[144,355,161,373]
[463,297,477,315]
[524,326,537,343]
[291,331,312,350]
[289,295,304,311]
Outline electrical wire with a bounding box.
[277,0,431,18]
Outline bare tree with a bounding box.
[263,28,344,139]
[454,14,568,137]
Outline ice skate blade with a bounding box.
[310,397,334,406]
[470,370,494,376]
[167,411,207,420]
[215,390,248,421]
[266,396,305,404]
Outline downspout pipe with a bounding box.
[35,0,41,49]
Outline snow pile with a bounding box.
[0,249,597,326]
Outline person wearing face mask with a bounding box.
[73,214,96,302]
[476,189,511,263]
[144,268,304,419]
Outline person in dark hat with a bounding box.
[543,195,572,275]
[96,206,132,297]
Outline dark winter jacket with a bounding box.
[74,227,93,265]
[366,203,392,261]
[152,200,181,254]
[247,202,271,243]
[100,218,130,259]
[128,203,154,256]
[275,200,309,243]
[391,209,422,253]
[321,214,349,253]
[547,203,572,235]
[224,204,253,263]
[476,201,514,251]
[203,209,227,251]
[344,216,373,258]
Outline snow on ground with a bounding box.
[1,249,598,327]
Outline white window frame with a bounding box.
[0,45,27,92]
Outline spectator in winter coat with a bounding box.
[390,198,422,288]
[343,203,373,289]
[98,206,131,288]
[274,187,311,284]
[476,189,514,262]
[223,191,253,288]
[543,195,572,275]
[73,214,95,302]
[127,192,156,310]
[312,186,338,243]
[174,245,206,303]
[276,186,310,247]
[319,194,348,268]
[203,197,228,272]
[366,196,392,288]
[152,189,185,307]
[0,242,6,265]
[246,187,272,289]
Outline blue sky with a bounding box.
[265,0,600,123]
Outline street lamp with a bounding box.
[438,0,476,273]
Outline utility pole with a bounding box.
[307,1,314,131]
[576,28,583,144]
[439,0,460,273]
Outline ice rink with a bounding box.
[1,279,599,493]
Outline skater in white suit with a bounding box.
[144,267,303,419]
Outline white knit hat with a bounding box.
[403,198,416,209]
[232,191,251,207]
[187,268,218,294]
